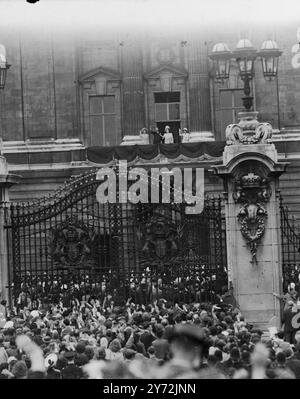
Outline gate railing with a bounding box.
[280,196,300,291]
[3,170,228,306]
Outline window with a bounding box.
[154,91,181,142]
[154,92,180,121]
[89,96,116,146]
[219,89,244,135]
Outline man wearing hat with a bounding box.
[61,351,83,379]
[157,325,213,378]
[282,300,298,343]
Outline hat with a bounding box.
[42,336,51,344]
[64,351,76,360]
[168,325,207,345]
[30,310,40,319]
[44,353,58,369]
[123,348,136,359]
[4,321,14,329]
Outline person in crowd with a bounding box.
[2,283,300,379]
[61,351,83,379]
[282,300,298,343]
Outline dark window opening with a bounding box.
[154,91,181,143]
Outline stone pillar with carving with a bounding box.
[214,111,288,329]
[0,155,20,302]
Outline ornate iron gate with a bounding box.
[280,197,300,292]
[4,170,227,306]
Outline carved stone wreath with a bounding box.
[237,203,267,263]
[233,172,271,263]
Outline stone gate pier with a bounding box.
[214,112,289,330]
[0,154,19,301]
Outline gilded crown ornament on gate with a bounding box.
[233,172,272,263]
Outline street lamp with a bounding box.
[209,38,283,145]
[0,44,10,90]
[209,38,282,112]
[209,42,232,84]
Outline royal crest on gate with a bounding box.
[137,213,184,265]
[47,216,96,268]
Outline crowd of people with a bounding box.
[13,265,228,308]
[1,284,300,380]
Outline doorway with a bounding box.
[156,121,181,143]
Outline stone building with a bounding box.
[1,22,300,217]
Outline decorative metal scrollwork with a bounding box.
[233,172,271,263]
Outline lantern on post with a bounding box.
[209,38,282,112]
[259,39,282,81]
[232,39,258,111]
[233,39,257,79]
[209,42,232,84]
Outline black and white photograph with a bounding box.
[1,0,300,384]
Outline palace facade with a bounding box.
[1,22,300,217]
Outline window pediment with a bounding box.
[79,66,121,83]
[144,65,187,80]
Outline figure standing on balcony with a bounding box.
[179,128,190,143]
[150,126,163,144]
[162,125,174,144]
[139,128,150,144]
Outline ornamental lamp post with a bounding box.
[232,39,258,111]
[209,38,282,144]
[209,38,282,112]
[0,44,10,90]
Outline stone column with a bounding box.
[121,40,145,136]
[0,155,20,302]
[187,39,212,132]
[214,112,288,329]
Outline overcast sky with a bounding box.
[0,0,300,33]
